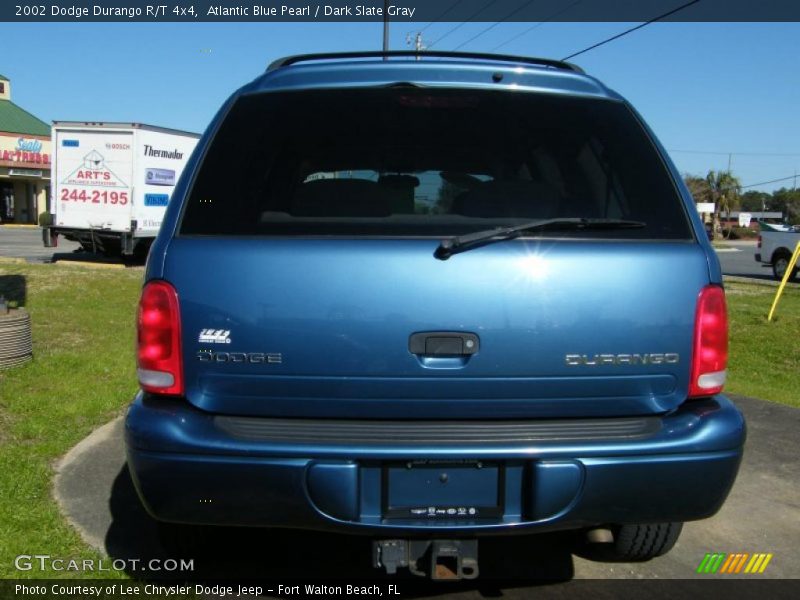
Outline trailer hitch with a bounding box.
[373,539,479,580]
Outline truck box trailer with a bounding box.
[45,122,199,257]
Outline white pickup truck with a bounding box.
[757,224,800,281]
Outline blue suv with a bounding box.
[126,51,745,580]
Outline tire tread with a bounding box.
[614,522,682,561]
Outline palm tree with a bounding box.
[706,170,741,240]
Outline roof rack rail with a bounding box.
[267,50,583,74]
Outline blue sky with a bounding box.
[2,21,798,192]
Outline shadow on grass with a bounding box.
[0,274,26,307]
[104,464,576,593]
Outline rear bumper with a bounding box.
[125,393,745,534]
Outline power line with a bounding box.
[561,0,701,61]
[428,0,500,49]
[670,149,800,158]
[452,0,537,51]
[490,1,584,53]
[741,175,799,189]
[420,0,464,33]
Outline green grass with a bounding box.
[0,262,142,579]
[725,281,800,407]
[0,263,798,578]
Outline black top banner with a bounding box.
[4,0,800,23]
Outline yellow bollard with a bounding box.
[768,240,800,322]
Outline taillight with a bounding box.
[757,235,762,249]
[688,285,728,398]
[137,280,183,395]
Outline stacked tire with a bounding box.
[0,308,33,369]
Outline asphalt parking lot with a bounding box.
[53,395,798,596]
[716,240,775,281]
[0,225,80,261]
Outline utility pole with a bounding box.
[727,153,732,174]
[406,32,426,59]
[382,0,389,58]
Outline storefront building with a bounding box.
[0,74,51,224]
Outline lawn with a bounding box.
[725,280,800,407]
[0,262,798,579]
[0,261,142,579]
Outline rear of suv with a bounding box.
[126,51,745,579]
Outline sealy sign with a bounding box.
[17,138,43,153]
[0,135,51,166]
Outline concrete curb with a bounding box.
[0,224,38,229]
[53,260,127,270]
[724,274,800,288]
[52,416,125,555]
[0,256,136,270]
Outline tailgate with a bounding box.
[166,238,707,419]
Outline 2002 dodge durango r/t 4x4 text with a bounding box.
[126,51,746,579]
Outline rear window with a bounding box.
[181,88,691,239]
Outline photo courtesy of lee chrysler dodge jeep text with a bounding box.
[125,51,745,580]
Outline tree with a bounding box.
[705,170,741,240]
[683,174,712,204]
[740,190,771,212]
[770,187,800,225]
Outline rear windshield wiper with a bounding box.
[434,218,647,260]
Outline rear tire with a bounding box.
[612,522,683,561]
[772,251,798,282]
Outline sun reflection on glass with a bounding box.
[518,254,549,280]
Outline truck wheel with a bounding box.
[611,522,683,561]
[772,251,798,282]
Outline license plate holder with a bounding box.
[383,460,503,519]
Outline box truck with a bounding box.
[44,122,199,258]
